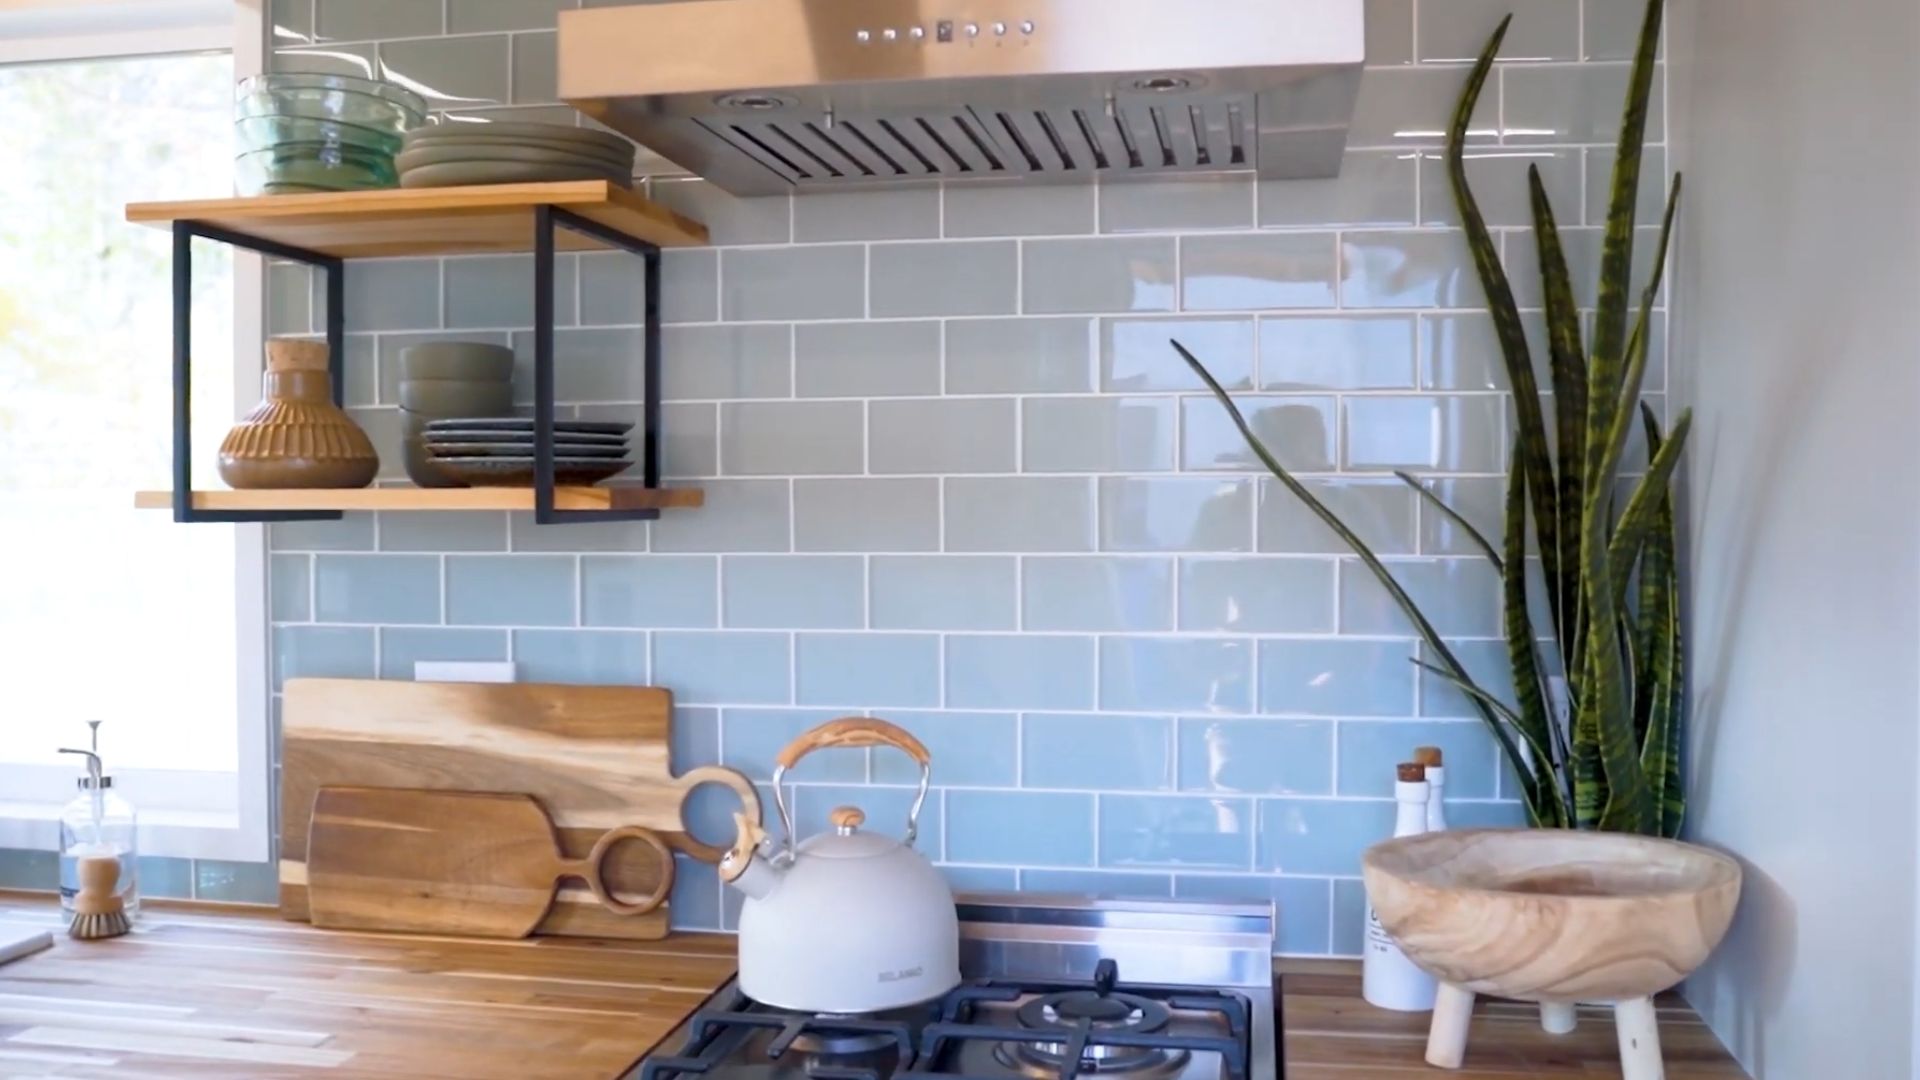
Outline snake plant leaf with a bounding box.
[1171,337,1541,816]
[1598,175,1682,495]
[1500,446,1568,826]
[1394,470,1502,574]
[1577,445,1655,834]
[1608,411,1693,608]
[1633,403,1670,729]
[1590,0,1666,400]
[1449,17,1564,645]
[1411,660,1560,827]
[1527,164,1587,663]
[1636,405,1686,838]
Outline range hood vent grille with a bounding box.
[697,99,1253,187]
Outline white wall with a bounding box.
[1672,0,1920,1075]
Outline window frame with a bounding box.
[0,0,273,862]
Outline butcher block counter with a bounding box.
[0,894,1746,1079]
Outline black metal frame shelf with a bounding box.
[168,202,666,525]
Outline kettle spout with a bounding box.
[719,811,781,900]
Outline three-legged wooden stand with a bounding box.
[1423,983,1667,1080]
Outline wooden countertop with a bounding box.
[0,895,1746,1079]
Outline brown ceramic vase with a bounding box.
[218,339,380,489]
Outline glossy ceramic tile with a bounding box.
[795,633,940,707]
[443,252,580,330]
[138,856,195,900]
[274,625,375,686]
[870,556,1018,631]
[871,241,1017,318]
[650,179,791,246]
[671,856,722,930]
[794,188,940,242]
[660,402,720,480]
[1101,637,1252,714]
[444,555,575,626]
[1022,397,1175,473]
[653,632,790,704]
[946,634,1096,711]
[1340,231,1482,308]
[513,629,648,684]
[943,181,1095,237]
[378,510,508,552]
[946,318,1094,395]
[1364,0,1415,64]
[510,32,556,105]
[1024,869,1172,898]
[943,865,1021,891]
[1412,476,1507,556]
[794,478,940,552]
[1343,395,1507,472]
[270,554,310,621]
[720,246,864,321]
[1346,66,1498,149]
[946,790,1095,866]
[1585,0,1660,60]
[1447,801,1531,829]
[1098,477,1254,553]
[195,860,279,903]
[1180,234,1338,311]
[723,708,864,782]
[1332,879,1369,954]
[270,0,313,43]
[377,627,508,679]
[720,401,864,476]
[1259,315,1417,391]
[1177,556,1336,634]
[507,506,648,554]
[272,43,378,77]
[316,0,439,41]
[1021,556,1173,633]
[1256,798,1395,875]
[1023,714,1173,790]
[1100,177,1253,233]
[270,514,374,551]
[795,320,941,398]
[945,478,1095,552]
[1022,237,1177,314]
[1417,312,1549,391]
[506,327,649,403]
[377,36,509,107]
[1258,638,1416,717]
[1174,874,1332,955]
[1338,719,1499,798]
[1257,150,1418,229]
[1505,62,1665,146]
[1101,316,1255,392]
[0,849,55,890]
[1340,558,1500,636]
[1419,148,1582,227]
[585,248,718,325]
[1182,395,1336,472]
[1177,717,1334,795]
[314,554,439,624]
[338,259,439,332]
[1419,638,1517,719]
[1418,0,1578,62]
[1258,477,1417,555]
[875,711,1019,787]
[1099,794,1253,869]
[448,0,566,33]
[872,398,1018,473]
[652,479,791,553]
[662,325,791,400]
[583,555,718,628]
[268,263,312,334]
[722,556,864,630]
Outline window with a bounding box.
[0,2,267,860]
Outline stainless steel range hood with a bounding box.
[558,0,1365,195]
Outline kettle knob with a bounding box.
[830,806,866,835]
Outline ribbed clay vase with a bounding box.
[218,339,379,489]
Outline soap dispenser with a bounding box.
[57,721,138,924]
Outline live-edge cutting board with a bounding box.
[281,677,756,941]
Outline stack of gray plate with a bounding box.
[422,418,635,487]
[397,121,636,188]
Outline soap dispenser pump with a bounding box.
[57,721,139,924]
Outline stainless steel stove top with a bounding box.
[623,894,1280,1080]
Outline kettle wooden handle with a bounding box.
[775,717,931,769]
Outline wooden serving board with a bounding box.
[281,677,757,941]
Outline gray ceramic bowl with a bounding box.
[398,342,515,382]
[397,379,514,417]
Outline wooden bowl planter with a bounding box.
[1363,828,1741,1080]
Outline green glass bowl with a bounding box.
[235,73,427,138]
[236,115,404,157]
[234,145,397,195]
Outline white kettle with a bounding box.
[720,717,960,1013]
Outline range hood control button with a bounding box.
[855,28,871,42]
[992,20,1007,35]
[1021,20,1035,34]
[964,22,979,37]
[881,27,897,40]
[909,25,925,39]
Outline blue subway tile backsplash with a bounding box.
[196,0,1669,955]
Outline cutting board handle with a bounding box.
[565,826,675,916]
[671,766,765,863]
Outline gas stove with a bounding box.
[623,895,1281,1080]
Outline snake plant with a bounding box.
[1174,0,1685,836]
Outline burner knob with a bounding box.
[1094,958,1118,997]
[830,805,866,835]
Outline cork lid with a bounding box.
[1413,746,1443,767]
[1397,762,1426,782]
[266,337,330,373]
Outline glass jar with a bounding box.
[59,785,138,923]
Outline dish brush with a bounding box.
[68,854,130,940]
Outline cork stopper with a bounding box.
[1397,762,1426,783]
[1413,746,1444,767]
[265,337,330,373]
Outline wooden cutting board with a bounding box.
[307,787,674,938]
[281,678,759,940]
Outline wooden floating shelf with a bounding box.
[134,486,704,513]
[125,180,707,258]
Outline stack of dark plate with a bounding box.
[421,418,634,487]
[397,121,636,188]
